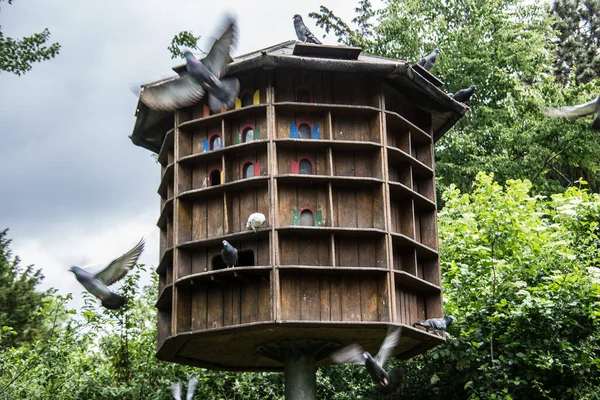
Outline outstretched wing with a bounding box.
[95,238,145,286]
[140,75,205,111]
[542,97,600,120]
[375,327,401,367]
[331,344,366,365]
[172,382,181,400]
[201,15,238,77]
[186,377,198,400]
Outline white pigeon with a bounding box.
[246,212,266,232]
[172,377,198,400]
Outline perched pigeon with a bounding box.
[418,48,440,71]
[452,85,476,104]
[331,327,402,388]
[246,212,266,232]
[70,239,145,310]
[542,96,600,130]
[221,240,238,268]
[413,315,455,337]
[172,377,198,400]
[140,15,240,113]
[293,14,322,44]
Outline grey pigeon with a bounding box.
[140,15,240,113]
[293,14,322,44]
[172,377,198,400]
[542,96,600,130]
[246,212,266,232]
[70,239,145,310]
[221,240,238,268]
[413,315,455,337]
[331,327,402,388]
[452,85,476,104]
[418,48,440,71]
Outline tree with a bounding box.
[168,30,203,60]
[0,0,61,75]
[310,0,600,197]
[0,228,51,347]
[552,0,600,85]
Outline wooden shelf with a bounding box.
[157,198,173,230]
[275,102,380,116]
[274,138,382,151]
[386,146,433,177]
[178,176,269,201]
[388,181,436,211]
[157,128,174,166]
[156,284,172,311]
[277,226,387,237]
[394,270,441,294]
[391,232,438,259]
[176,266,272,287]
[179,139,268,165]
[276,174,383,189]
[385,111,431,144]
[158,163,174,197]
[156,247,174,276]
[277,265,390,275]
[178,229,270,250]
[178,104,267,131]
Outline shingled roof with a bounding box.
[131,41,466,153]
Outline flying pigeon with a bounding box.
[417,48,440,71]
[221,240,238,268]
[246,212,266,232]
[331,327,402,388]
[172,377,198,400]
[452,85,476,104]
[542,96,600,130]
[70,238,145,310]
[140,15,240,113]
[413,315,455,337]
[293,14,322,44]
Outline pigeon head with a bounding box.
[222,240,231,249]
[445,315,456,327]
[183,51,197,63]
[293,14,302,22]
[433,48,441,54]
[69,266,90,280]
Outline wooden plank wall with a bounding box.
[275,110,328,139]
[192,123,222,153]
[279,271,389,321]
[393,247,417,274]
[388,162,412,187]
[224,114,267,146]
[279,235,331,266]
[389,200,415,237]
[188,237,270,273]
[225,148,267,182]
[191,195,225,240]
[192,161,222,190]
[331,187,385,229]
[331,114,379,142]
[237,71,269,104]
[277,148,328,175]
[277,184,329,226]
[386,124,410,153]
[332,149,382,178]
[334,236,385,268]
[226,186,270,233]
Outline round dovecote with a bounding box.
[146,43,465,371]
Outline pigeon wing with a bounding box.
[375,327,401,366]
[140,75,206,111]
[331,344,366,365]
[95,238,145,286]
[172,382,181,400]
[201,16,238,78]
[542,97,600,120]
[186,377,198,400]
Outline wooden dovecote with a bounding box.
[132,41,467,371]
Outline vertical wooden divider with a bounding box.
[327,111,336,266]
[379,82,396,323]
[172,111,183,335]
[267,71,279,322]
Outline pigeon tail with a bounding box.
[591,114,600,131]
[208,77,240,112]
[102,293,127,310]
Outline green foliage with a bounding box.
[400,173,600,399]
[168,30,203,60]
[0,228,51,347]
[0,0,60,75]
[552,0,600,84]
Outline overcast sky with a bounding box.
[0,0,380,310]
